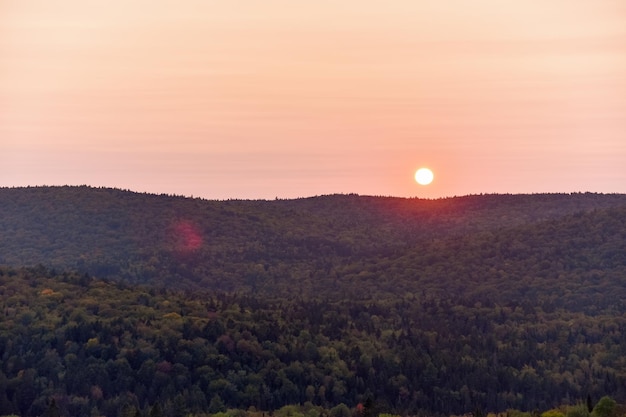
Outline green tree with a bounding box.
[541,409,565,417]
[120,404,140,417]
[592,396,616,417]
[567,404,590,417]
[44,398,61,417]
[329,403,351,417]
[149,403,163,417]
[208,394,227,414]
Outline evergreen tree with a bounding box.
[44,398,61,417]
[209,394,227,414]
[149,403,163,417]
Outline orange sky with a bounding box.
[2,1,625,199]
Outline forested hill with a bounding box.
[1,186,626,301]
[2,186,626,417]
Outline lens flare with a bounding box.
[171,220,203,252]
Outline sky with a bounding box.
[2,1,625,200]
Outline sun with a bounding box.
[415,167,434,185]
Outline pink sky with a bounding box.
[2,1,625,199]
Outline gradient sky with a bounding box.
[2,1,625,199]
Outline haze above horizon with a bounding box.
[2,1,625,200]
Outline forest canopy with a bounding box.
[1,187,625,417]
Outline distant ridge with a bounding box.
[1,185,625,299]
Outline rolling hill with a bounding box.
[1,186,626,417]
[1,186,625,301]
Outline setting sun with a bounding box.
[415,168,434,185]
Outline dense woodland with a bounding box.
[1,186,626,417]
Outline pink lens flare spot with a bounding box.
[172,220,203,252]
